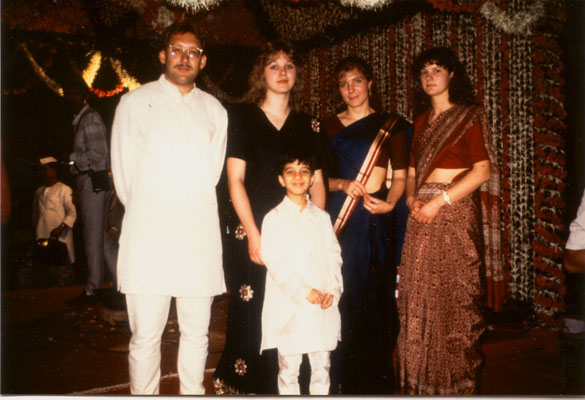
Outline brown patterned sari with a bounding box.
[397,104,501,395]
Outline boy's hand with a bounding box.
[320,293,334,309]
[306,288,323,305]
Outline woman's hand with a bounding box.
[247,232,264,265]
[407,198,423,214]
[340,179,367,199]
[363,194,395,214]
[411,196,443,224]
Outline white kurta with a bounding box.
[110,75,228,297]
[32,182,77,262]
[566,189,585,250]
[260,196,343,356]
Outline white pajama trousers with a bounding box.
[277,350,331,395]
[126,294,213,394]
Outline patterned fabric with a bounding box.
[398,182,485,395]
[213,104,328,394]
[300,0,567,323]
[410,104,503,310]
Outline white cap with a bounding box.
[40,156,58,165]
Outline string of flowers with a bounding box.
[89,84,125,98]
[300,1,568,322]
[480,0,545,35]
[165,0,223,13]
[2,84,29,96]
[427,0,483,13]
[530,0,567,325]
[20,43,63,97]
[339,0,393,9]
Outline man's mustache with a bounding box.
[175,64,193,70]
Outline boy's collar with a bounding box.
[282,194,311,213]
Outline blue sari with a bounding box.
[325,112,408,394]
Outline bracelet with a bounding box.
[442,190,452,205]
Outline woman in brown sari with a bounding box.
[397,47,500,395]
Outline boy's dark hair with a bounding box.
[161,19,205,51]
[277,148,317,175]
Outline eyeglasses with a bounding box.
[167,45,204,59]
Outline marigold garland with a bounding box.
[89,84,125,98]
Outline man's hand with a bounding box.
[50,224,67,238]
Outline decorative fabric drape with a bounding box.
[299,0,567,324]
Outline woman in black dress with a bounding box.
[212,41,328,395]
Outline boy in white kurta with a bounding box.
[260,151,343,395]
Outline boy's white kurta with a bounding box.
[32,181,77,262]
[110,75,227,297]
[260,196,343,356]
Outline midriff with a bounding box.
[424,167,469,183]
[366,166,388,193]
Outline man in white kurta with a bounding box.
[260,158,343,395]
[110,21,227,394]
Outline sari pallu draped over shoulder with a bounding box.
[329,114,400,232]
[326,112,405,394]
[412,104,504,311]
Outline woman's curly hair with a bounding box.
[245,41,304,110]
[412,47,476,117]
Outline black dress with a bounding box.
[213,103,328,395]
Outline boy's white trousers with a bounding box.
[126,294,213,394]
[277,350,331,395]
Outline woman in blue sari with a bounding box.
[322,56,409,394]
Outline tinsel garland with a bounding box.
[109,58,142,91]
[300,0,567,323]
[480,0,544,35]
[82,51,102,87]
[339,0,393,9]
[165,0,223,13]
[20,43,64,97]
